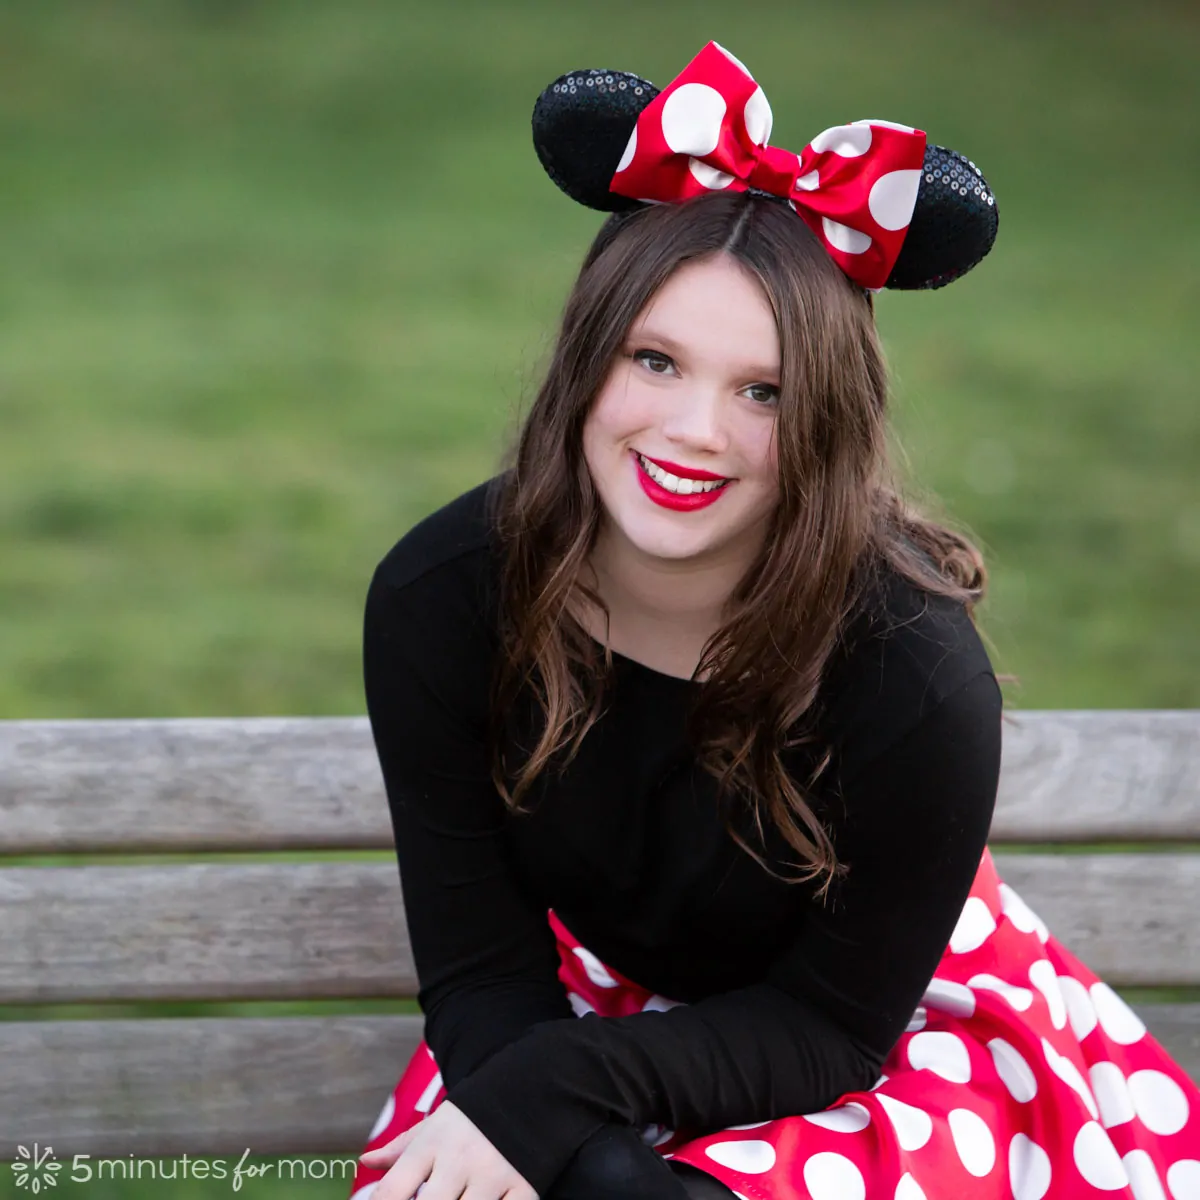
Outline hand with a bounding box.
[358,1099,538,1200]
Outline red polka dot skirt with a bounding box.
[348,848,1199,1199]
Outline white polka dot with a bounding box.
[803,1102,871,1132]
[712,42,753,78]
[660,83,727,156]
[999,883,1050,942]
[688,158,735,190]
[705,1140,776,1173]
[1168,1160,1200,1200]
[803,1152,865,1200]
[743,87,772,145]
[1091,982,1148,1045]
[969,973,1034,1011]
[906,1005,927,1032]
[794,167,820,191]
[853,118,918,133]
[923,978,976,1017]
[414,1070,443,1114]
[1060,975,1099,1040]
[572,946,618,987]
[1029,961,1068,1030]
[1124,1149,1168,1200]
[949,1108,996,1177]
[641,993,684,1012]
[1129,1069,1190,1135]
[568,991,596,1016]
[951,896,997,953]
[894,1173,927,1200]
[871,1073,890,1090]
[1090,1061,1136,1128]
[351,1185,380,1200]
[822,218,872,255]
[368,1093,396,1140]
[810,123,872,157]
[725,1120,772,1130]
[988,1037,1038,1103]
[1009,1133,1052,1200]
[1042,1037,1099,1119]
[877,1092,933,1150]
[616,127,637,174]
[1074,1121,1130,1190]
[908,1030,972,1083]
[868,169,922,231]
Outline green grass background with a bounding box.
[1,0,1197,1195]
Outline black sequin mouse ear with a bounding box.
[532,69,659,212]
[884,145,999,289]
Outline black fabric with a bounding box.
[362,474,1004,1196]
[542,1124,693,1200]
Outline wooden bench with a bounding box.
[1,712,1197,1160]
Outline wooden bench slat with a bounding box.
[2,1006,1196,1158]
[1,855,1196,1004]
[3,713,1200,855]
[0,1015,424,1157]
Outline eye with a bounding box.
[745,383,780,407]
[632,349,675,375]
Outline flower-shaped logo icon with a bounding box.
[11,1145,62,1193]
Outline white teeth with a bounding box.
[637,453,729,495]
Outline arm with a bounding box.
[363,562,574,1092]
[444,671,1004,1195]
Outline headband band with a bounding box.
[532,40,998,291]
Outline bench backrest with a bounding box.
[1,712,1197,1157]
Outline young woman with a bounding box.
[348,42,1200,1200]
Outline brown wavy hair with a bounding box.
[484,190,1004,901]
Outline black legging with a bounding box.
[543,1124,738,1200]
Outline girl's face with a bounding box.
[582,252,782,574]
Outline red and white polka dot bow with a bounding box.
[609,41,928,291]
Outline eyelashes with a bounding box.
[628,349,780,406]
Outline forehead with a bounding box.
[629,257,781,374]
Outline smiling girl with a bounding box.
[348,41,1200,1200]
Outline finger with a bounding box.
[403,1166,465,1200]
[373,1156,434,1200]
[360,1125,420,1167]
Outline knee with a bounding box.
[545,1124,682,1200]
[668,1160,740,1200]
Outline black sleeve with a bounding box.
[444,671,1004,1196]
[362,563,573,1094]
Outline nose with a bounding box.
[658,385,729,454]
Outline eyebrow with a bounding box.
[628,328,781,380]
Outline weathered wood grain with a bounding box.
[0,861,416,1003]
[991,710,1200,842]
[0,1015,425,1157]
[0,855,1196,1004]
[3,712,1199,855]
[2,1007,1195,1158]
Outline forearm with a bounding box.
[445,981,880,1196]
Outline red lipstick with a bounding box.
[631,449,732,512]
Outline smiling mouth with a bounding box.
[634,451,732,494]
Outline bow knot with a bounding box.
[609,41,928,291]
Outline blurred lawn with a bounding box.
[0,0,1197,1194]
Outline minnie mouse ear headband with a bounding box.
[532,40,998,292]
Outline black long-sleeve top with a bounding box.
[362,473,1003,1196]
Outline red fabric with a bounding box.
[348,846,1199,1199]
[607,41,928,291]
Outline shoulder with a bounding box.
[817,558,999,774]
[371,473,504,598]
[363,475,508,732]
